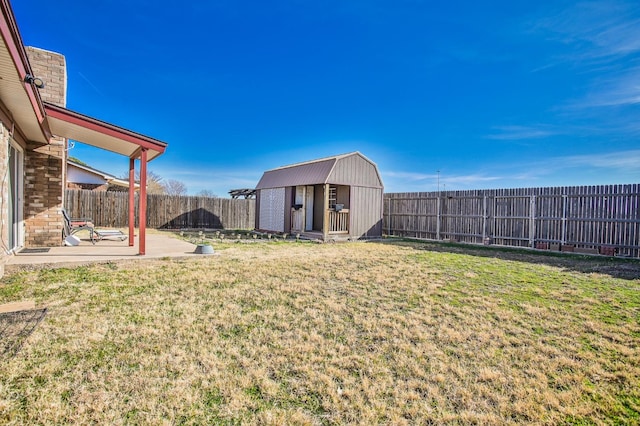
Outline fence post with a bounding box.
[529,195,536,247]
[493,196,497,244]
[561,194,567,245]
[436,196,441,240]
[386,196,391,236]
[482,195,487,242]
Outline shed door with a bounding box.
[305,186,314,231]
[259,188,285,232]
[291,187,305,232]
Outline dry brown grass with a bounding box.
[0,240,639,424]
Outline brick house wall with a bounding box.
[24,47,67,247]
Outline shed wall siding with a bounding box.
[329,154,382,188]
[284,186,293,233]
[350,186,383,238]
[313,185,324,232]
[258,187,286,232]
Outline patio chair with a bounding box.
[94,229,127,242]
[62,208,96,244]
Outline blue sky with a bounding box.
[14,0,640,196]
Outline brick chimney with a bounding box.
[23,47,67,247]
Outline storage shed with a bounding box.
[255,152,384,241]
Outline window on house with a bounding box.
[328,186,337,208]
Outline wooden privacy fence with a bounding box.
[65,190,255,230]
[384,184,640,258]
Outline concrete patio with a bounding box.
[4,231,206,273]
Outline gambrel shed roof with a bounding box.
[256,152,383,190]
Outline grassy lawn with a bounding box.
[1,240,639,424]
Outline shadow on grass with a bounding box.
[0,308,47,359]
[379,238,640,281]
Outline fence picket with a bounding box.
[65,190,255,230]
[384,184,640,257]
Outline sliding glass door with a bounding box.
[7,142,23,251]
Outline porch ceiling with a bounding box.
[44,103,166,161]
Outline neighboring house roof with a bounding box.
[255,151,383,190]
[67,161,139,189]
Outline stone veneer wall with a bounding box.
[23,140,65,247]
[24,47,67,247]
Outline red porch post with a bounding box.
[139,148,148,255]
[128,158,135,246]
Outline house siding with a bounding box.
[67,166,107,185]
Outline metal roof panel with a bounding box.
[255,152,383,190]
[256,158,336,189]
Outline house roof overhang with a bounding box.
[67,160,141,189]
[45,103,167,161]
[0,0,51,144]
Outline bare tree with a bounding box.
[145,171,167,194]
[121,170,166,194]
[163,179,188,196]
[196,189,218,198]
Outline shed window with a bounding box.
[328,186,337,208]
